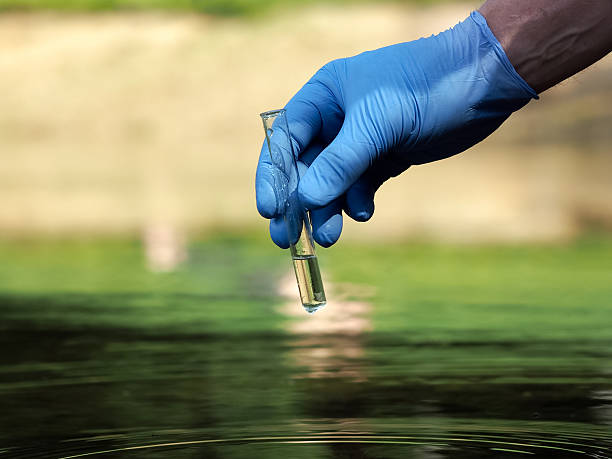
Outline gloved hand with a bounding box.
[256,11,537,248]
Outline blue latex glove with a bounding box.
[256,11,537,248]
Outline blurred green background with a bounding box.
[0,0,459,15]
[0,0,610,337]
[1,1,611,455]
[0,0,610,341]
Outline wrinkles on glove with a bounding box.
[256,10,538,248]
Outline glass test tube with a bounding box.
[260,109,326,313]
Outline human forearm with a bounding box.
[479,0,612,93]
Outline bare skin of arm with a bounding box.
[479,0,612,93]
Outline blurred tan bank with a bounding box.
[0,2,610,243]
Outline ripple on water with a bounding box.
[4,421,612,459]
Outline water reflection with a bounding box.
[5,424,612,458]
[142,223,187,272]
[1,240,612,458]
[592,390,612,426]
[279,274,373,381]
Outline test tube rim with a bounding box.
[260,108,286,119]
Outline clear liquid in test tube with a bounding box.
[260,109,326,313]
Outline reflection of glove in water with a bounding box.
[256,11,538,248]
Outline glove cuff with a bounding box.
[469,11,539,100]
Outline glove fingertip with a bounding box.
[256,181,279,219]
[313,212,343,248]
[270,218,290,249]
[345,187,375,222]
[350,208,374,222]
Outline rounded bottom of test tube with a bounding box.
[303,301,326,314]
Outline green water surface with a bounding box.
[0,234,611,457]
